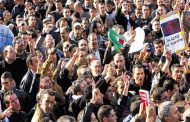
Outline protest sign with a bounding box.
[0,24,14,52]
[127,27,144,53]
[160,11,185,53]
[139,90,150,107]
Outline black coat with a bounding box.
[115,8,135,31]
[19,70,40,107]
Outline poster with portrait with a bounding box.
[160,11,185,53]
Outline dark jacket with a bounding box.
[19,71,40,107]
[115,8,135,31]
[6,111,28,122]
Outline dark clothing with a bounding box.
[0,59,27,89]
[20,71,40,107]
[151,30,163,40]
[115,8,135,31]
[3,111,28,122]
[11,4,25,21]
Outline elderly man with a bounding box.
[158,101,180,122]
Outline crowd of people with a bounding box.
[0,0,189,121]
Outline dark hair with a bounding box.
[4,91,15,104]
[171,64,182,73]
[132,64,144,74]
[98,105,113,122]
[163,78,177,91]
[152,87,167,102]
[153,39,164,45]
[26,54,37,67]
[1,71,13,80]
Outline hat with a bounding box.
[43,17,51,24]
[73,22,81,28]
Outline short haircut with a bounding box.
[1,71,13,80]
[4,91,15,104]
[39,89,55,99]
[98,105,113,122]
[153,39,164,45]
[26,53,37,67]
[57,115,76,122]
[158,101,175,122]
[163,78,177,91]
[132,64,144,74]
[171,64,182,73]
[152,87,166,102]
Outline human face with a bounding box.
[142,6,150,18]
[90,60,102,77]
[172,67,183,83]
[107,109,117,122]
[4,47,16,62]
[6,94,21,112]
[74,26,82,38]
[152,21,161,32]
[160,91,170,102]
[135,0,143,6]
[122,1,130,13]
[1,78,12,91]
[55,2,63,11]
[105,4,113,13]
[41,77,53,89]
[114,55,125,70]
[116,80,125,94]
[16,17,23,26]
[63,8,71,18]
[99,4,106,15]
[14,38,25,52]
[157,0,164,6]
[28,16,36,26]
[93,0,99,9]
[89,8,97,19]
[168,105,180,122]
[82,19,89,30]
[89,34,98,50]
[133,67,145,87]
[44,36,55,49]
[154,43,163,56]
[105,86,114,100]
[96,22,103,34]
[60,28,69,40]
[63,42,70,54]
[78,40,87,51]
[3,11,11,22]
[40,94,55,113]
[29,55,38,72]
[158,6,166,15]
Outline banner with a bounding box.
[160,11,185,53]
[0,24,14,52]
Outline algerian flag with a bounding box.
[108,29,127,53]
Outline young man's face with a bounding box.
[40,94,55,113]
[6,94,21,112]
